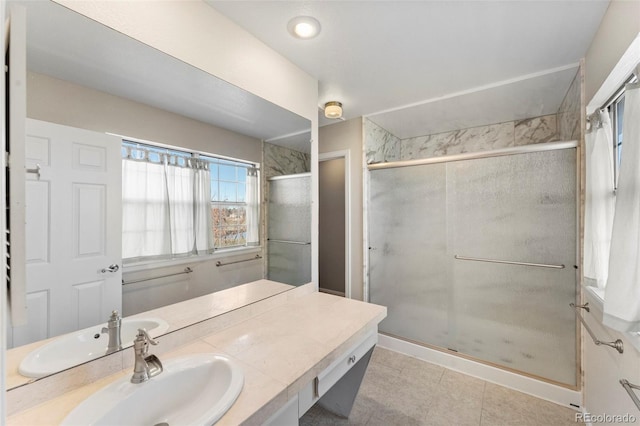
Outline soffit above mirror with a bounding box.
[18,0,310,145]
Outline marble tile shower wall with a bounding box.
[557,70,582,141]
[364,68,582,164]
[263,142,310,178]
[364,114,560,164]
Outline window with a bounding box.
[610,93,625,189]
[606,73,637,190]
[121,140,259,263]
[203,155,259,249]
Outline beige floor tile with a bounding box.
[301,351,577,426]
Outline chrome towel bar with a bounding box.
[216,254,262,267]
[621,379,640,411]
[454,255,565,269]
[570,303,624,354]
[267,239,311,245]
[122,267,193,286]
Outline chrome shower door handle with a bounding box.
[101,264,120,273]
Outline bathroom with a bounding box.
[2,0,640,424]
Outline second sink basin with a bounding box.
[19,317,169,378]
[62,353,244,426]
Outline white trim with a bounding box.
[587,32,640,114]
[319,150,352,299]
[362,120,370,302]
[378,334,582,409]
[319,287,345,297]
[1,1,7,419]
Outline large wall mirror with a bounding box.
[5,0,311,390]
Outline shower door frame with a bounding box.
[363,139,582,390]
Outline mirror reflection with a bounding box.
[6,0,311,389]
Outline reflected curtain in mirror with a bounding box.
[122,146,213,260]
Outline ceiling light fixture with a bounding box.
[324,101,343,119]
[287,16,321,39]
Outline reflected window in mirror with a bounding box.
[121,140,260,264]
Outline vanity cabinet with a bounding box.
[267,330,377,425]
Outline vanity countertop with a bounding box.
[7,291,387,425]
[6,279,294,390]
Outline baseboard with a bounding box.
[377,333,582,409]
[319,287,345,297]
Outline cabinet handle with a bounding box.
[348,355,356,364]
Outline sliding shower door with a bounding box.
[369,147,577,386]
[369,164,450,349]
[267,173,311,285]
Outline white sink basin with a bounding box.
[19,317,169,378]
[62,353,244,426]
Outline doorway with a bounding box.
[319,151,350,297]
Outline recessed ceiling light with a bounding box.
[287,16,321,39]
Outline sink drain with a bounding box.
[154,423,169,426]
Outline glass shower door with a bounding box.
[449,149,577,386]
[267,174,311,285]
[369,164,451,349]
[367,147,578,387]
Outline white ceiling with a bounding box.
[208,0,610,137]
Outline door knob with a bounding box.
[101,264,120,273]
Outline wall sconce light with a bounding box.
[324,101,343,119]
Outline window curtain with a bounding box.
[604,82,640,332]
[122,160,171,258]
[194,163,214,253]
[245,168,260,246]
[584,110,615,289]
[122,155,213,260]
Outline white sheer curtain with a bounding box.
[245,168,260,246]
[194,164,214,253]
[166,164,195,255]
[584,111,615,289]
[122,160,171,259]
[604,83,640,332]
[122,153,214,260]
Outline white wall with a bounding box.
[582,0,640,419]
[584,0,640,104]
[318,118,364,301]
[27,72,263,162]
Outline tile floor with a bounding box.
[300,347,578,426]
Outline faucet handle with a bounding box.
[136,328,158,346]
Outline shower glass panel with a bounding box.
[368,147,577,386]
[449,150,577,385]
[267,173,311,285]
[369,164,450,349]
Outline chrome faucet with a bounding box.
[131,328,163,384]
[101,310,122,354]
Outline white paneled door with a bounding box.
[9,119,122,347]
